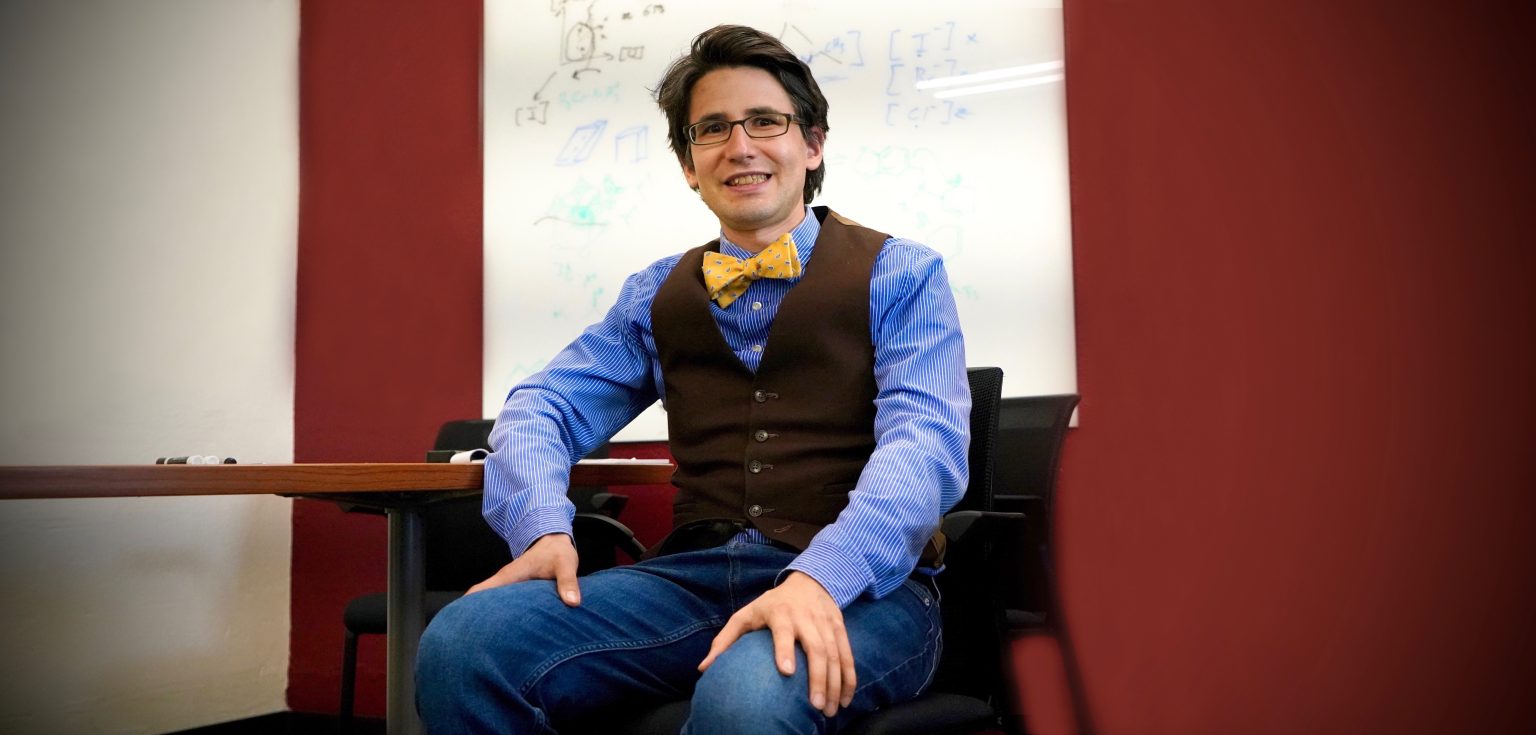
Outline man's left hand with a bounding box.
[697,571,856,718]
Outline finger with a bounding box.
[822,652,840,716]
[809,616,841,717]
[821,618,842,717]
[699,616,746,672]
[783,618,826,711]
[836,620,857,707]
[553,553,581,607]
[767,613,799,678]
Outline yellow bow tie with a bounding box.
[701,233,803,308]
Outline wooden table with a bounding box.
[0,461,675,735]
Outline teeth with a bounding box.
[728,174,768,186]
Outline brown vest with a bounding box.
[651,207,944,566]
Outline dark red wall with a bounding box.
[293,1,1536,730]
[1052,2,1535,733]
[292,0,483,715]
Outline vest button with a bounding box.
[748,460,763,473]
[748,504,764,517]
[753,390,767,403]
[754,430,769,442]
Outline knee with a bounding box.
[417,585,564,731]
[416,592,488,694]
[686,632,819,734]
[416,584,550,696]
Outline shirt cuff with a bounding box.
[782,541,874,608]
[506,504,575,557]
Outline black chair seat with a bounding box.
[599,699,690,735]
[605,692,996,735]
[849,693,999,735]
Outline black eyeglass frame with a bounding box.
[685,112,801,146]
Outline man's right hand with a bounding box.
[465,532,582,606]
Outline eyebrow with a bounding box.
[693,106,790,122]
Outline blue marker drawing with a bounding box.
[886,62,904,96]
[555,120,607,165]
[846,31,864,66]
[810,31,865,67]
[614,125,648,163]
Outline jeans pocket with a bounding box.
[902,574,938,608]
[900,577,944,695]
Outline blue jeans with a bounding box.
[416,535,942,734]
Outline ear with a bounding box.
[682,154,699,190]
[804,127,825,171]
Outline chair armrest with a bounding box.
[571,512,647,574]
[942,509,1027,548]
[588,491,629,518]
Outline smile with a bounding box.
[725,173,770,186]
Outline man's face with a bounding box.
[682,66,823,251]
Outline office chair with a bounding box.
[988,395,1091,735]
[991,395,1078,626]
[596,366,1026,735]
[337,419,647,729]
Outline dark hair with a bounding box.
[653,25,829,204]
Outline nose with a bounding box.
[721,122,757,159]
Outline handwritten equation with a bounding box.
[550,0,660,80]
[780,21,980,130]
[515,9,993,134]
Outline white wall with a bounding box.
[0,1,298,732]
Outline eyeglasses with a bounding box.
[685,112,799,145]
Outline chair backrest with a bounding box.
[954,367,1004,514]
[988,394,1079,623]
[924,385,1086,714]
[923,367,1006,702]
[432,418,495,454]
[421,420,512,591]
[991,394,1080,512]
[422,419,622,590]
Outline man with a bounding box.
[417,25,970,734]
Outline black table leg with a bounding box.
[387,505,425,735]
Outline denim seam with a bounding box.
[852,581,944,698]
[853,625,940,698]
[517,617,727,697]
[727,542,742,611]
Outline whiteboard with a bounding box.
[485,0,1074,440]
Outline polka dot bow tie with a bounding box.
[701,233,803,308]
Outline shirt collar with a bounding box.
[717,206,820,272]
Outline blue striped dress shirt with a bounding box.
[484,207,970,606]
